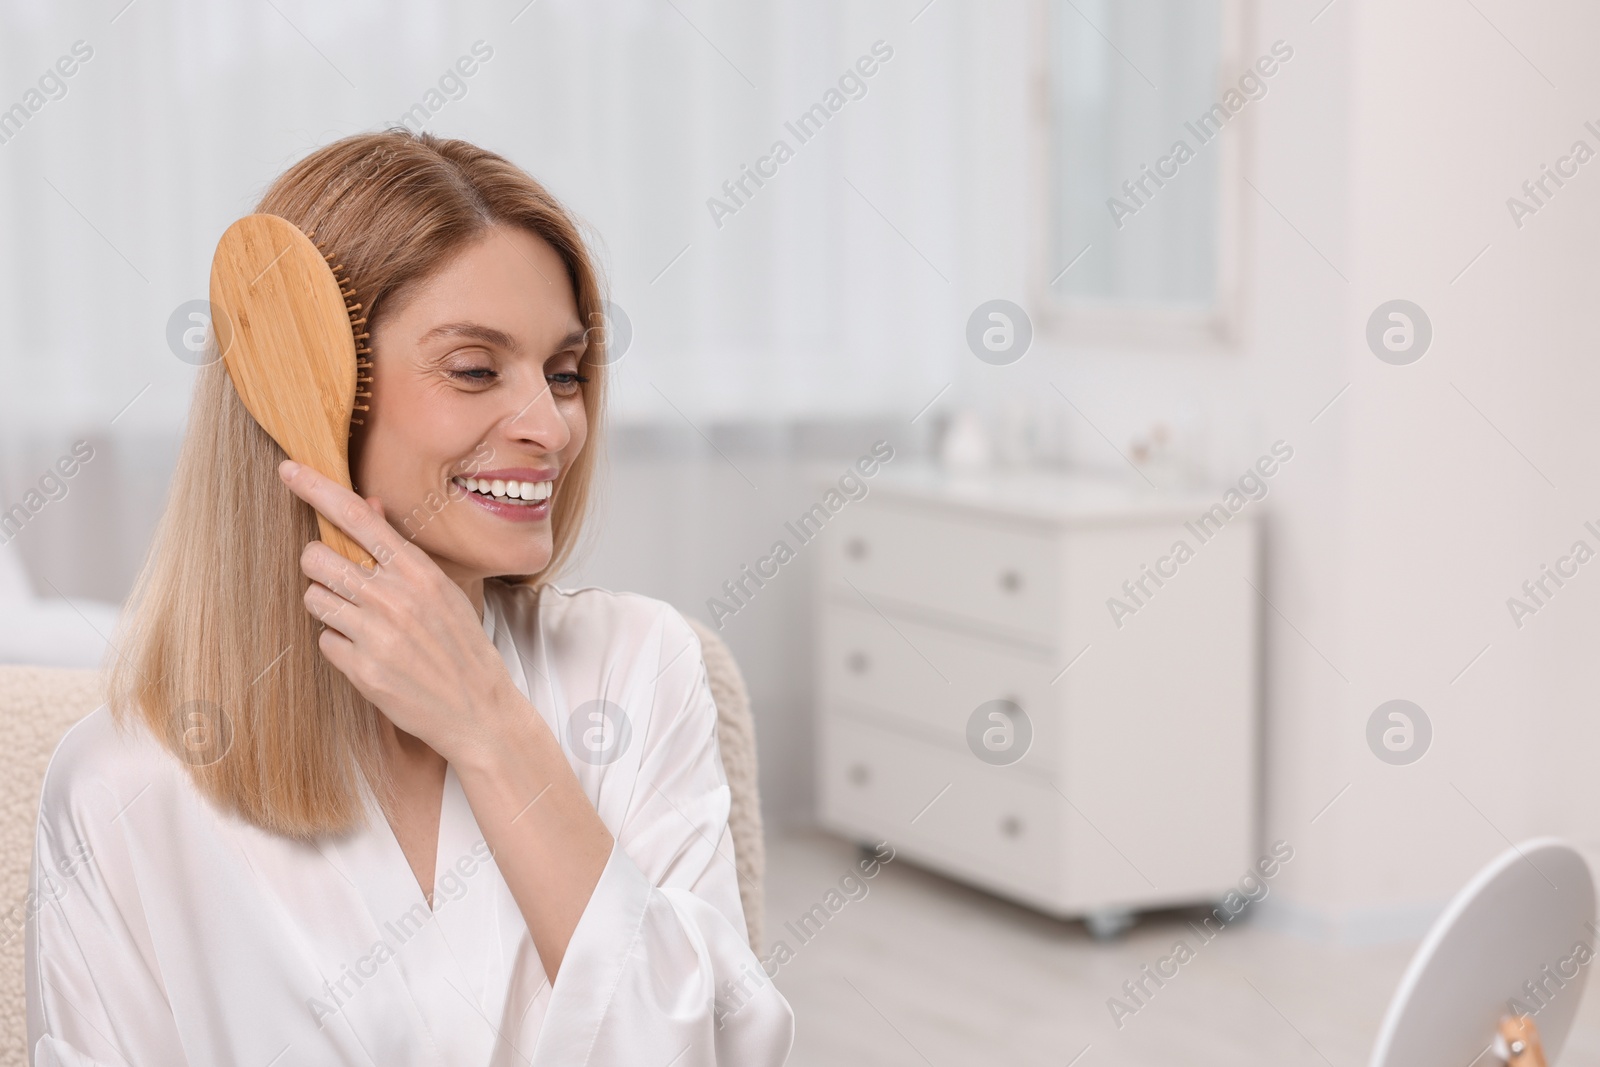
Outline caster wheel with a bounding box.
[1085,908,1136,941]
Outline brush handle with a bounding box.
[316,512,376,571]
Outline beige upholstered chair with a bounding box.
[0,666,101,1067]
[0,621,765,1067]
[684,618,769,954]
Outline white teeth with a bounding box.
[453,476,554,505]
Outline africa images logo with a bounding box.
[566,699,632,766]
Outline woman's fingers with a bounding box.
[304,582,363,638]
[278,459,404,566]
[316,625,359,677]
[300,539,373,603]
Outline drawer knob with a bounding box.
[999,569,1024,593]
[845,537,869,560]
[848,763,871,786]
[846,651,870,674]
[1000,814,1024,838]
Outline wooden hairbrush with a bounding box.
[209,213,375,568]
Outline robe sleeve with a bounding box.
[26,722,187,1067]
[528,606,795,1066]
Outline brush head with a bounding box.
[209,213,375,568]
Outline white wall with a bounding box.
[1319,0,1600,936]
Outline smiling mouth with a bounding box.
[452,475,553,507]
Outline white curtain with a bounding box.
[0,0,977,434]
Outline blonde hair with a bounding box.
[107,129,609,838]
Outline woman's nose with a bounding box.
[503,377,572,452]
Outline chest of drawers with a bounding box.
[815,464,1259,932]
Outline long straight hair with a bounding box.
[107,129,610,838]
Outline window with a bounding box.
[1036,0,1241,342]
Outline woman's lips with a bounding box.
[448,476,553,524]
[461,491,551,522]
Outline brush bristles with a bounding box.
[313,233,373,439]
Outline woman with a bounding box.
[25,129,794,1066]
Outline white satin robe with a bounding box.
[25,583,794,1066]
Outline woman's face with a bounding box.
[352,224,590,592]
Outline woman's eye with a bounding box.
[448,368,497,383]
[547,372,590,397]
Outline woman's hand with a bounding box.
[280,459,615,982]
[277,459,521,761]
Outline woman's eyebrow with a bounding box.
[416,321,518,350]
[416,322,588,353]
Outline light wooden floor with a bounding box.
[765,829,1600,1066]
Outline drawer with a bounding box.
[819,714,1061,902]
[819,603,1059,771]
[825,502,1060,643]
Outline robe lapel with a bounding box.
[482,586,562,1058]
[306,591,533,1065]
[318,765,523,1067]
